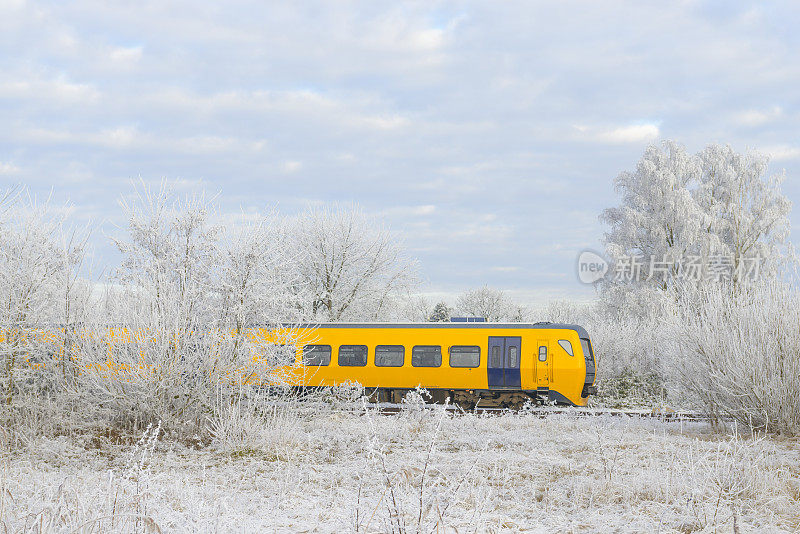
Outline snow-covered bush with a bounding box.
[72,181,310,442]
[587,316,669,406]
[537,300,670,407]
[0,189,93,447]
[672,280,800,434]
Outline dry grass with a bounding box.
[2,405,800,533]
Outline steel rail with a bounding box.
[363,403,726,422]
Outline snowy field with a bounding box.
[3,404,799,533]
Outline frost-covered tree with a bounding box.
[600,141,791,316]
[600,140,711,291]
[112,181,221,330]
[98,181,302,437]
[0,188,89,445]
[428,301,451,322]
[695,144,791,281]
[98,181,223,432]
[215,211,303,331]
[289,204,418,321]
[455,286,522,322]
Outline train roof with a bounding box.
[9,322,592,339]
[279,322,591,338]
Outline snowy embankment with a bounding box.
[3,404,799,533]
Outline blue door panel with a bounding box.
[487,336,522,388]
[487,368,504,387]
[504,337,522,388]
[487,337,505,388]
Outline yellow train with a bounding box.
[5,321,597,408]
[265,321,597,407]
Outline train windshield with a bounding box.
[579,338,593,361]
[580,338,596,383]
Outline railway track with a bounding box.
[365,403,721,422]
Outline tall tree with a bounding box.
[695,144,791,281]
[0,190,87,406]
[290,204,418,321]
[600,141,792,316]
[600,140,711,290]
[455,286,519,322]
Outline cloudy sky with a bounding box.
[2,1,799,306]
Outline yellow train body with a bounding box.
[261,322,597,407]
[3,322,597,407]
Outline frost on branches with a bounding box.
[600,140,791,318]
[0,182,421,447]
[288,203,419,322]
[593,141,798,430]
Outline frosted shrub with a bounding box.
[74,181,308,442]
[674,280,800,434]
[540,301,671,407]
[207,389,298,457]
[329,381,365,403]
[0,191,92,447]
[588,317,670,406]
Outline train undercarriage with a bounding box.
[365,387,575,409]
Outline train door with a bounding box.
[536,340,549,388]
[487,336,522,388]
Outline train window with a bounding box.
[302,344,331,366]
[557,340,574,356]
[375,345,405,367]
[450,345,480,368]
[508,346,519,367]
[338,345,368,367]
[538,346,547,362]
[580,339,594,364]
[411,345,442,367]
[490,345,502,367]
[581,338,596,382]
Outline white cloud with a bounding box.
[0,162,20,174]
[408,28,445,51]
[108,45,143,64]
[172,177,207,189]
[0,75,100,102]
[352,114,410,130]
[381,204,437,217]
[101,126,138,148]
[735,106,783,126]
[762,144,800,161]
[7,0,26,8]
[412,205,436,215]
[146,88,411,132]
[363,14,447,53]
[491,266,520,272]
[596,123,660,144]
[11,126,268,155]
[282,160,302,173]
[334,153,356,163]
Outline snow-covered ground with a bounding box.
[3,405,799,533]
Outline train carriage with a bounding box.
[259,322,597,408]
